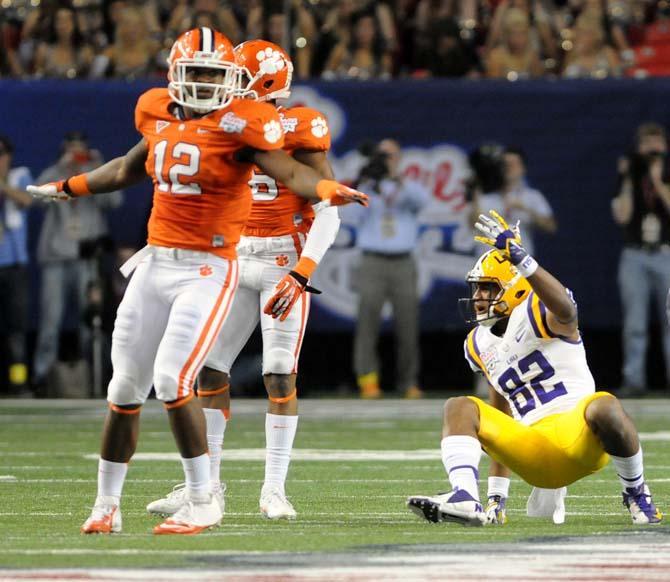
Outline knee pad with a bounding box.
[263,347,295,376]
[154,371,181,402]
[107,372,143,406]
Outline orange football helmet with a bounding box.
[234,40,293,102]
[167,27,239,112]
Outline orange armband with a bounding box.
[292,256,317,279]
[63,174,92,197]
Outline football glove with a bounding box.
[474,210,538,277]
[316,180,369,207]
[27,181,70,202]
[263,271,321,322]
[484,494,508,525]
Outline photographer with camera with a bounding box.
[32,131,123,396]
[468,144,556,257]
[612,122,670,397]
[345,138,430,399]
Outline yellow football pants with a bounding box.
[468,392,613,489]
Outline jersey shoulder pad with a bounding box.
[216,99,284,151]
[463,327,485,374]
[280,106,330,152]
[134,88,171,132]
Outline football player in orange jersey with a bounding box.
[28,28,367,536]
[147,40,340,521]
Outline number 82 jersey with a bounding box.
[463,291,596,426]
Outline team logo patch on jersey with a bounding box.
[263,120,282,144]
[199,265,213,277]
[275,254,289,267]
[310,117,328,138]
[280,115,298,133]
[219,112,247,134]
[156,120,170,134]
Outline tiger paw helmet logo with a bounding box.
[257,47,287,75]
[311,117,328,138]
[275,254,289,267]
[200,264,213,277]
[264,120,282,144]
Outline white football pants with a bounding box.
[206,234,311,377]
[107,246,239,405]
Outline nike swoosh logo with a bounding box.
[197,128,210,134]
[515,331,526,342]
[272,425,290,429]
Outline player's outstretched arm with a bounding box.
[252,148,368,207]
[28,139,149,201]
[263,150,341,321]
[474,210,578,338]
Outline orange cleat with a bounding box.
[81,497,121,534]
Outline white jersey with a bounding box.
[463,291,595,426]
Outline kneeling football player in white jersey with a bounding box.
[408,210,662,527]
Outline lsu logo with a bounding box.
[275,254,289,267]
[199,265,213,277]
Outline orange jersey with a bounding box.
[243,106,331,237]
[134,88,285,258]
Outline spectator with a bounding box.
[33,6,93,79]
[0,136,33,397]
[32,132,123,394]
[415,17,480,77]
[485,0,558,62]
[562,15,621,78]
[322,9,392,80]
[485,8,545,79]
[612,122,670,396]
[343,139,430,399]
[91,7,158,80]
[470,146,557,256]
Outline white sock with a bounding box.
[203,408,227,492]
[611,447,645,491]
[263,413,298,494]
[441,435,482,501]
[487,476,511,499]
[181,453,210,501]
[97,458,128,505]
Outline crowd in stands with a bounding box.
[1,0,669,81]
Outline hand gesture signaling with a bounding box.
[474,210,538,277]
[27,181,70,202]
[316,180,369,207]
[474,210,526,265]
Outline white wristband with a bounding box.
[516,254,538,278]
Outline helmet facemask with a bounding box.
[168,56,241,114]
[459,278,508,327]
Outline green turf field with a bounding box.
[0,399,668,569]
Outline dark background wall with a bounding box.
[2,78,669,394]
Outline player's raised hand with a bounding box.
[316,180,369,207]
[484,495,508,525]
[474,210,526,265]
[264,271,322,321]
[27,181,70,202]
[475,210,538,277]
